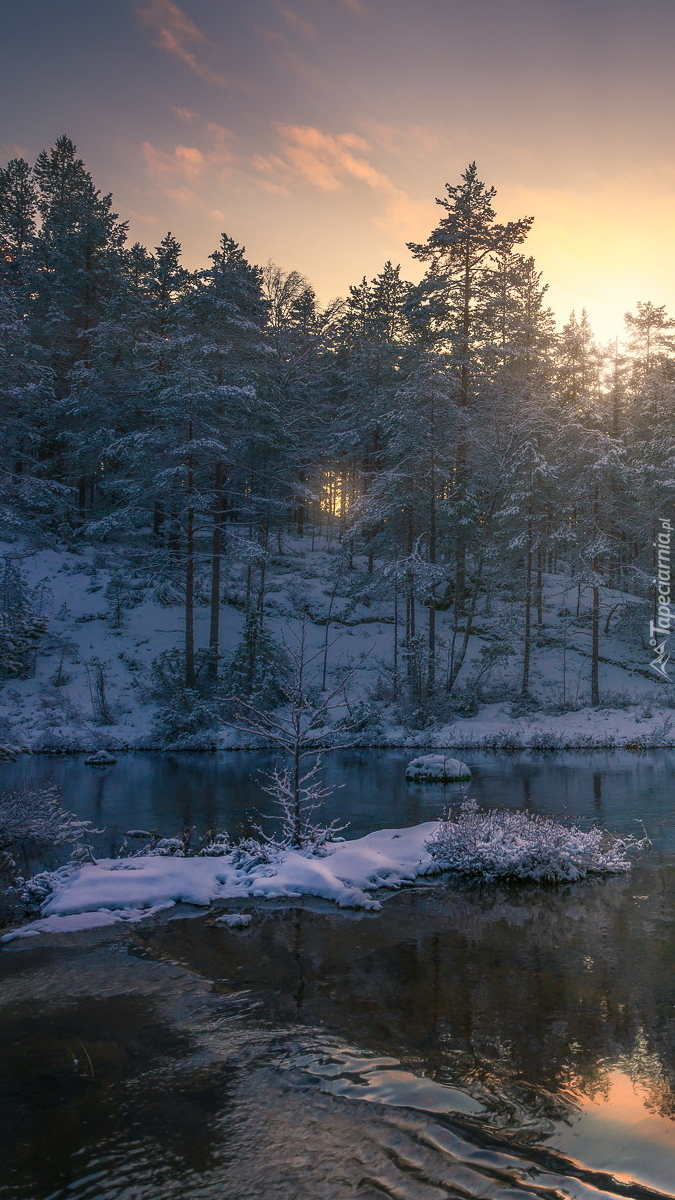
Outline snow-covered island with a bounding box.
[4,804,648,942]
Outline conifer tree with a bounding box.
[407,164,533,614]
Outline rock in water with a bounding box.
[405,753,471,782]
[84,749,117,766]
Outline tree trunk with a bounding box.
[293,740,302,847]
[153,502,165,539]
[185,435,196,688]
[591,583,600,706]
[591,487,601,706]
[427,402,437,696]
[393,565,399,697]
[77,475,87,518]
[447,555,484,692]
[406,488,415,682]
[454,245,471,617]
[208,462,227,681]
[521,527,532,697]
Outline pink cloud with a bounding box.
[137,0,230,86]
[251,123,425,235]
[142,142,205,182]
[142,123,235,191]
[263,124,392,194]
[276,5,316,37]
[173,106,198,122]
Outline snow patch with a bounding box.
[2,902,174,941]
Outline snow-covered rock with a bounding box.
[406,754,471,782]
[0,744,26,761]
[84,749,117,766]
[214,912,251,928]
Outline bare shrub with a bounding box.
[0,784,92,874]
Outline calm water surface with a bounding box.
[2,750,675,1199]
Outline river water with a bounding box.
[2,750,675,1199]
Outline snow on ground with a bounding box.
[0,535,673,752]
[2,824,439,940]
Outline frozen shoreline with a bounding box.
[2,710,674,756]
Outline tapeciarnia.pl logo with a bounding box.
[649,517,673,680]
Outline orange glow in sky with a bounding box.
[3,0,675,344]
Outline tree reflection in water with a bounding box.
[147,860,675,1134]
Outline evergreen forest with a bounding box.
[2,135,674,743]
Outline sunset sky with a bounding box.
[2,0,674,342]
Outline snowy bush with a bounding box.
[259,760,347,853]
[104,570,144,629]
[0,784,93,874]
[480,729,524,750]
[151,685,222,744]
[528,728,565,751]
[337,698,382,740]
[151,648,194,697]
[645,717,675,747]
[116,826,234,860]
[198,832,231,857]
[222,610,288,708]
[142,836,186,857]
[425,799,649,882]
[229,836,280,873]
[444,684,480,718]
[21,861,81,906]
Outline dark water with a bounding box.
[2,750,675,1198]
[2,747,673,849]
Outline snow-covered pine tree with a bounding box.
[407,163,533,616]
[30,136,128,514]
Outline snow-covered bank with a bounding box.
[3,823,437,940]
[2,539,674,755]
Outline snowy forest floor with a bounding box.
[1,531,674,753]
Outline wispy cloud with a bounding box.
[276,4,316,37]
[137,0,230,86]
[339,0,368,15]
[362,121,446,161]
[262,125,373,191]
[164,186,201,208]
[252,124,426,235]
[254,22,326,89]
[172,106,198,122]
[305,0,368,14]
